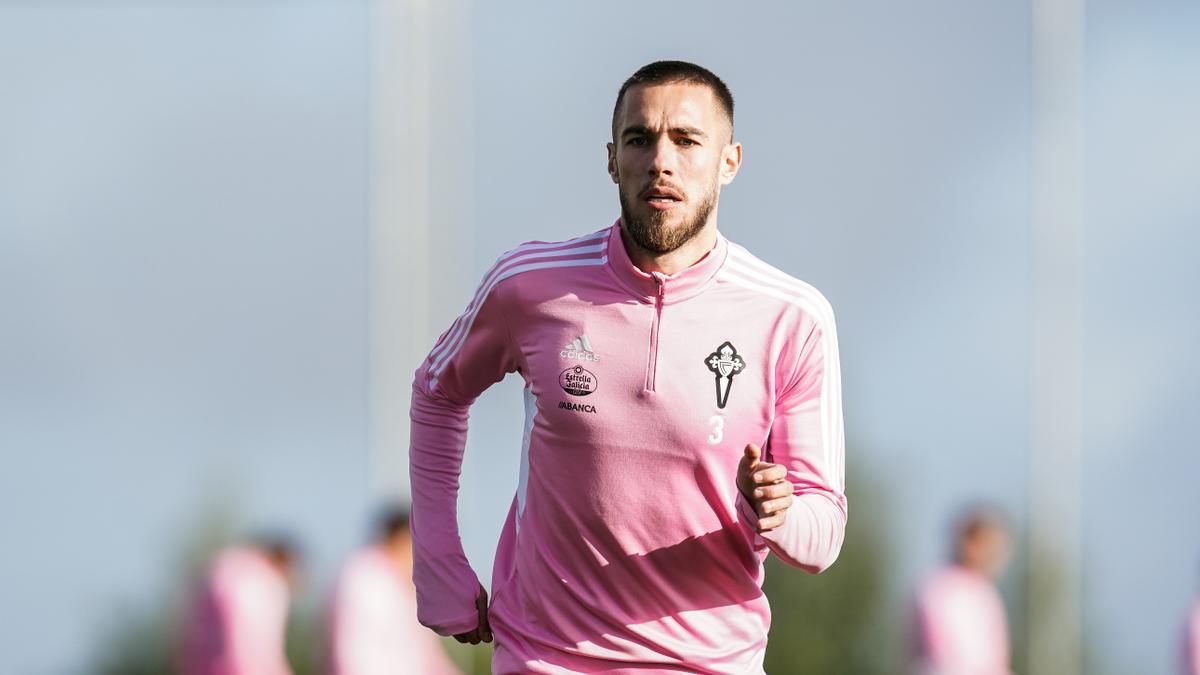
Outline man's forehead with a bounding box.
[619,82,725,129]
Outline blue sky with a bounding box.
[1,1,1197,673]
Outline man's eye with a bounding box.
[628,137,648,147]
[676,138,697,146]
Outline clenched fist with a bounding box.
[452,584,493,645]
[736,443,794,533]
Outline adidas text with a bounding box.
[560,349,600,362]
[561,335,600,362]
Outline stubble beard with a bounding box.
[619,175,718,255]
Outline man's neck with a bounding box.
[620,222,719,276]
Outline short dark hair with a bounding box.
[251,531,300,569]
[611,60,735,141]
[375,504,411,541]
[951,504,1008,555]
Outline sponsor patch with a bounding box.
[559,365,598,396]
[558,400,597,414]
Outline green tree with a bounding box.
[86,502,237,675]
[762,458,897,675]
[443,639,493,675]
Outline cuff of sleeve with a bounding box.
[735,491,766,550]
[429,611,483,637]
[736,491,759,524]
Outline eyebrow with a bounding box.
[620,125,709,139]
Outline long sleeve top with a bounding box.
[409,222,847,674]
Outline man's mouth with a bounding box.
[643,186,683,209]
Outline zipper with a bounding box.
[645,274,665,392]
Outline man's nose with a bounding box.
[648,136,677,176]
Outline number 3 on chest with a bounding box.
[707,415,725,445]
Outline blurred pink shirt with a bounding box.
[914,565,1011,675]
[183,547,292,675]
[1185,598,1200,675]
[328,546,461,675]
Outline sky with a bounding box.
[0,4,373,673]
[1,1,1198,674]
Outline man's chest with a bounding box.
[509,295,785,457]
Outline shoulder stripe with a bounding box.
[727,247,835,315]
[728,243,796,280]
[428,242,606,375]
[452,228,607,326]
[494,227,609,263]
[425,232,608,369]
[428,254,608,391]
[467,229,610,325]
[719,265,844,489]
[720,262,837,333]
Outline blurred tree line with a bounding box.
[91,455,1104,674]
[761,458,898,674]
[85,460,899,675]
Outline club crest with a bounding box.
[704,341,745,409]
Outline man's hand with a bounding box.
[452,584,493,645]
[736,443,794,533]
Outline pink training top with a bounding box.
[327,545,461,675]
[182,547,292,675]
[409,222,847,674]
[913,566,1011,675]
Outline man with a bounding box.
[913,508,1013,675]
[327,506,461,675]
[182,536,299,675]
[410,60,846,673]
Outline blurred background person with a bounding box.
[327,505,461,675]
[912,507,1013,675]
[181,534,301,675]
[1185,581,1200,675]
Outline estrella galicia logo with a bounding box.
[704,341,745,409]
[559,365,598,396]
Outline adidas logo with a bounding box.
[560,335,600,362]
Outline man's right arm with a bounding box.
[409,273,521,636]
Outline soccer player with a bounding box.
[912,508,1013,675]
[182,536,299,675]
[409,60,847,673]
[327,506,461,675]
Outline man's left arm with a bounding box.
[737,315,847,574]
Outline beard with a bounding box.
[618,175,718,255]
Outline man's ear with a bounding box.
[719,142,742,186]
[607,142,620,183]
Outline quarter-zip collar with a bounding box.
[604,218,729,305]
